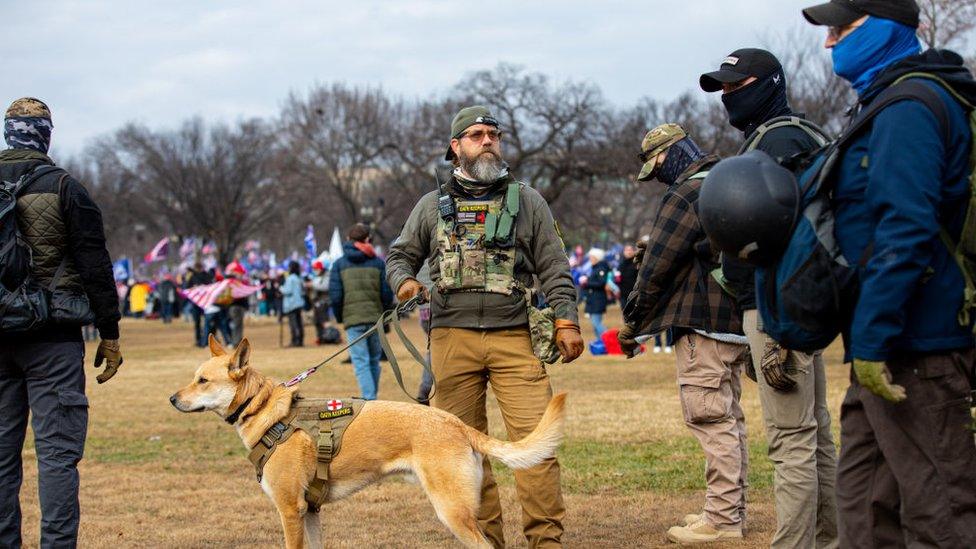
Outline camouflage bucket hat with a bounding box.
[5,97,52,120]
[637,123,686,181]
[445,105,499,161]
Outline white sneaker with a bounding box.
[664,346,673,354]
[653,346,662,353]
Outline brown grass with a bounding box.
[15,310,850,547]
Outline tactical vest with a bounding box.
[15,168,93,325]
[436,182,519,296]
[248,396,365,511]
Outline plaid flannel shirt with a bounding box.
[623,156,743,336]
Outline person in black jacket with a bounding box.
[0,98,123,548]
[617,243,639,306]
[700,48,837,548]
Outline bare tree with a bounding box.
[454,64,610,205]
[278,84,402,235]
[87,118,283,265]
[919,0,976,50]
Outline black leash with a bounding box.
[282,295,434,403]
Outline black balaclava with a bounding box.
[721,69,791,135]
[657,137,706,186]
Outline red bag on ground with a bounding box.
[602,329,623,355]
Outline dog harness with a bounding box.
[247,396,365,511]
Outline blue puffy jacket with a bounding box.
[832,50,976,361]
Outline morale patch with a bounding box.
[457,211,487,224]
[457,204,489,212]
[723,56,740,66]
[326,399,343,411]
[319,407,353,420]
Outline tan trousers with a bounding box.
[429,326,565,548]
[675,332,749,530]
[742,310,838,549]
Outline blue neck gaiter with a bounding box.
[832,16,921,97]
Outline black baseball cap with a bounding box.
[803,0,919,29]
[699,49,783,93]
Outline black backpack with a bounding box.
[0,165,62,332]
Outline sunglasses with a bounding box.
[461,129,502,142]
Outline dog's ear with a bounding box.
[228,338,250,377]
[209,334,226,357]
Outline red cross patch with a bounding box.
[326,400,343,411]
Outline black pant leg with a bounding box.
[0,348,29,548]
[19,341,87,549]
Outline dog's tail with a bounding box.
[464,392,567,470]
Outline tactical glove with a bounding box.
[396,278,428,303]
[854,359,906,403]
[94,339,123,384]
[618,324,641,358]
[554,320,584,363]
[634,240,648,266]
[760,338,797,392]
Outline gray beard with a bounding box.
[461,151,505,183]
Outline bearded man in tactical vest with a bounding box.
[0,98,123,547]
[387,106,584,548]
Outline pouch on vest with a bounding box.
[518,284,560,364]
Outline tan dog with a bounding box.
[170,335,567,549]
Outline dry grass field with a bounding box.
[16,309,850,548]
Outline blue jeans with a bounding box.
[346,324,382,400]
[590,313,606,339]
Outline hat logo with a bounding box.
[773,73,781,84]
[723,56,739,66]
[474,115,498,126]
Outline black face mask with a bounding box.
[721,71,790,134]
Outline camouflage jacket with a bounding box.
[387,175,578,330]
[623,156,743,336]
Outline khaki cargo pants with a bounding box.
[743,310,838,549]
[430,326,564,549]
[674,332,750,531]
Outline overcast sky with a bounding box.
[2,0,830,157]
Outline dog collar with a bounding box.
[225,396,254,425]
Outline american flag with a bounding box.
[178,237,196,260]
[180,279,262,310]
[144,237,170,263]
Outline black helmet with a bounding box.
[699,150,800,265]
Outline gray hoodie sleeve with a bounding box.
[386,192,436,294]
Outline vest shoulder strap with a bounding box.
[738,116,831,156]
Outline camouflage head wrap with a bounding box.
[4,97,53,154]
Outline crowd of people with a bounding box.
[2,0,976,547]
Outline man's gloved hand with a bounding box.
[554,320,584,363]
[396,278,429,303]
[854,359,907,403]
[634,240,648,266]
[618,324,641,358]
[760,338,796,392]
[94,339,123,384]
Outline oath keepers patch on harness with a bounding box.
[319,407,353,420]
